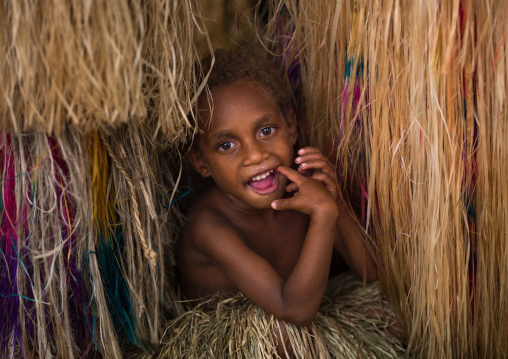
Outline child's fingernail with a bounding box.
[298,149,304,154]
[300,163,306,168]
[295,157,301,163]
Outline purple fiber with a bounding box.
[49,137,94,353]
[1,134,21,356]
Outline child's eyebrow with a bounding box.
[253,115,274,128]
[208,114,276,144]
[209,130,235,143]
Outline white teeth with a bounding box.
[251,170,273,181]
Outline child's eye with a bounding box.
[260,126,275,136]
[218,141,234,151]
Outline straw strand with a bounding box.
[101,134,158,266]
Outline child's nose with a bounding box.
[242,140,269,166]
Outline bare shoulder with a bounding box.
[183,192,245,254]
[186,207,235,241]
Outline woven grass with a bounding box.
[155,273,405,359]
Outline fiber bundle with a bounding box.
[0,0,204,141]
[260,0,508,357]
[0,0,207,357]
[0,129,183,358]
[472,2,508,356]
[0,132,112,358]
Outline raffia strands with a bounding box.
[473,1,508,357]
[0,1,145,135]
[259,0,508,358]
[0,128,184,358]
[1,0,209,357]
[140,0,211,143]
[98,126,179,344]
[357,2,473,356]
[1,132,100,358]
[0,0,206,142]
[156,274,405,359]
[257,0,352,154]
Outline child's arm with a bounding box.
[188,166,337,326]
[294,147,378,281]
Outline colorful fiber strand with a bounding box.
[87,132,142,351]
[0,129,186,358]
[1,133,95,358]
[0,0,210,357]
[1,134,21,357]
[259,0,508,357]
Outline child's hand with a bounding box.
[271,166,338,218]
[294,147,339,200]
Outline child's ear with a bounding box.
[187,148,211,178]
[286,109,298,146]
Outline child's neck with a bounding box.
[216,185,279,222]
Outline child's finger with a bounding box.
[294,152,328,166]
[271,197,293,210]
[285,182,299,192]
[295,152,328,163]
[298,159,335,177]
[297,147,322,156]
[297,166,311,176]
[271,196,305,211]
[276,166,306,186]
[312,173,338,197]
[311,172,336,187]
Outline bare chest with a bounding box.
[242,211,309,280]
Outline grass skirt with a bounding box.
[126,273,407,358]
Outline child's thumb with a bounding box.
[271,199,289,210]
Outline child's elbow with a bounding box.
[278,308,316,327]
[283,316,314,327]
[290,317,314,327]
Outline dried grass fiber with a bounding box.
[1,0,208,357]
[0,127,184,358]
[153,273,405,359]
[258,1,508,358]
[2,0,507,358]
[0,0,206,143]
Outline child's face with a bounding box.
[190,82,297,211]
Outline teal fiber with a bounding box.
[9,233,35,291]
[0,171,30,182]
[345,58,364,79]
[0,293,40,302]
[161,178,192,209]
[95,225,143,348]
[83,232,100,352]
[170,189,191,207]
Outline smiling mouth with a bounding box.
[247,170,278,194]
